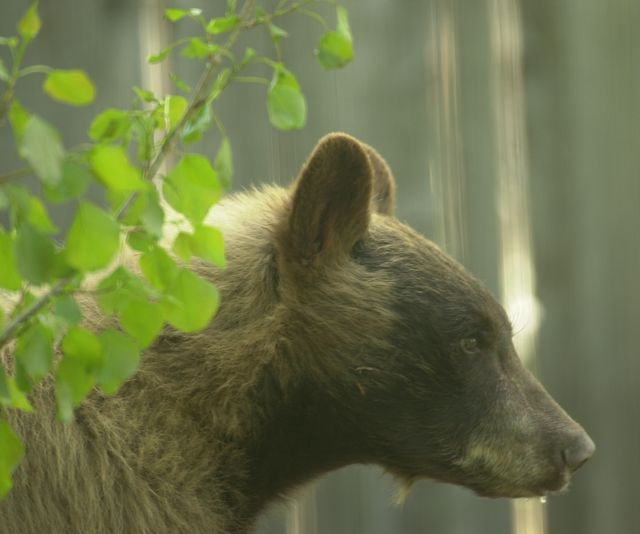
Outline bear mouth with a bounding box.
[389,456,572,500]
[468,468,571,499]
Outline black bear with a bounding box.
[1,133,594,533]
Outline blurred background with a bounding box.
[1,0,638,533]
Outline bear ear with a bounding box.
[361,143,396,216]
[279,133,373,266]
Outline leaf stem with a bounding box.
[232,75,270,85]
[210,109,227,138]
[17,65,52,78]
[0,38,28,122]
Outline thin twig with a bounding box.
[0,168,30,184]
[0,280,68,349]
[241,0,314,30]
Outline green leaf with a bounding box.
[147,41,184,64]
[316,6,353,69]
[54,295,82,325]
[171,226,225,267]
[139,247,179,291]
[8,100,29,141]
[115,187,162,230]
[97,329,140,395]
[96,267,148,315]
[267,66,306,130]
[206,15,239,34]
[241,47,256,66]
[336,5,352,39]
[7,186,58,234]
[65,202,120,272]
[62,326,103,368]
[0,230,22,290]
[90,145,146,191]
[133,86,157,103]
[56,326,103,420]
[162,269,219,332]
[43,70,96,106]
[43,160,91,204]
[20,115,65,186]
[165,8,202,22]
[0,37,19,49]
[140,189,164,239]
[172,232,192,261]
[119,296,163,348]
[181,104,211,144]
[15,223,56,285]
[89,109,130,142]
[170,72,191,93]
[190,225,226,268]
[0,421,24,498]
[24,197,58,234]
[56,357,92,421]
[37,310,68,341]
[269,23,288,44]
[214,137,233,190]
[15,322,53,382]
[127,229,155,252]
[164,95,188,130]
[182,38,219,59]
[0,376,33,413]
[17,3,41,42]
[162,154,222,225]
[316,31,353,69]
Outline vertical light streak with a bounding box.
[428,0,468,260]
[287,487,318,534]
[137,0,185,236]
[137,0,169,104]
[488,0,546,532]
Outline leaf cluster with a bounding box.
[0,0,353,498]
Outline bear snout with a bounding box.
[561,431,595,472]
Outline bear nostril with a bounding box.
[562,433,596,472]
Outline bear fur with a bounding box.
[0,133,593,533]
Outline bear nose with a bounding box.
[562,432,595,472]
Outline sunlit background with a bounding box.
[2,0,638,533]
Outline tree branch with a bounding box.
[0,279,68,350]
[116,0,258,221]
[1,0,264,352]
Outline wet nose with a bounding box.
[562,432,595,472]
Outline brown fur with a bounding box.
[0,133,593,533]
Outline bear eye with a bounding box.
[460,337,480,354]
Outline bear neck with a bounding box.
[112,310,371,528]
[238,371,369,519]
